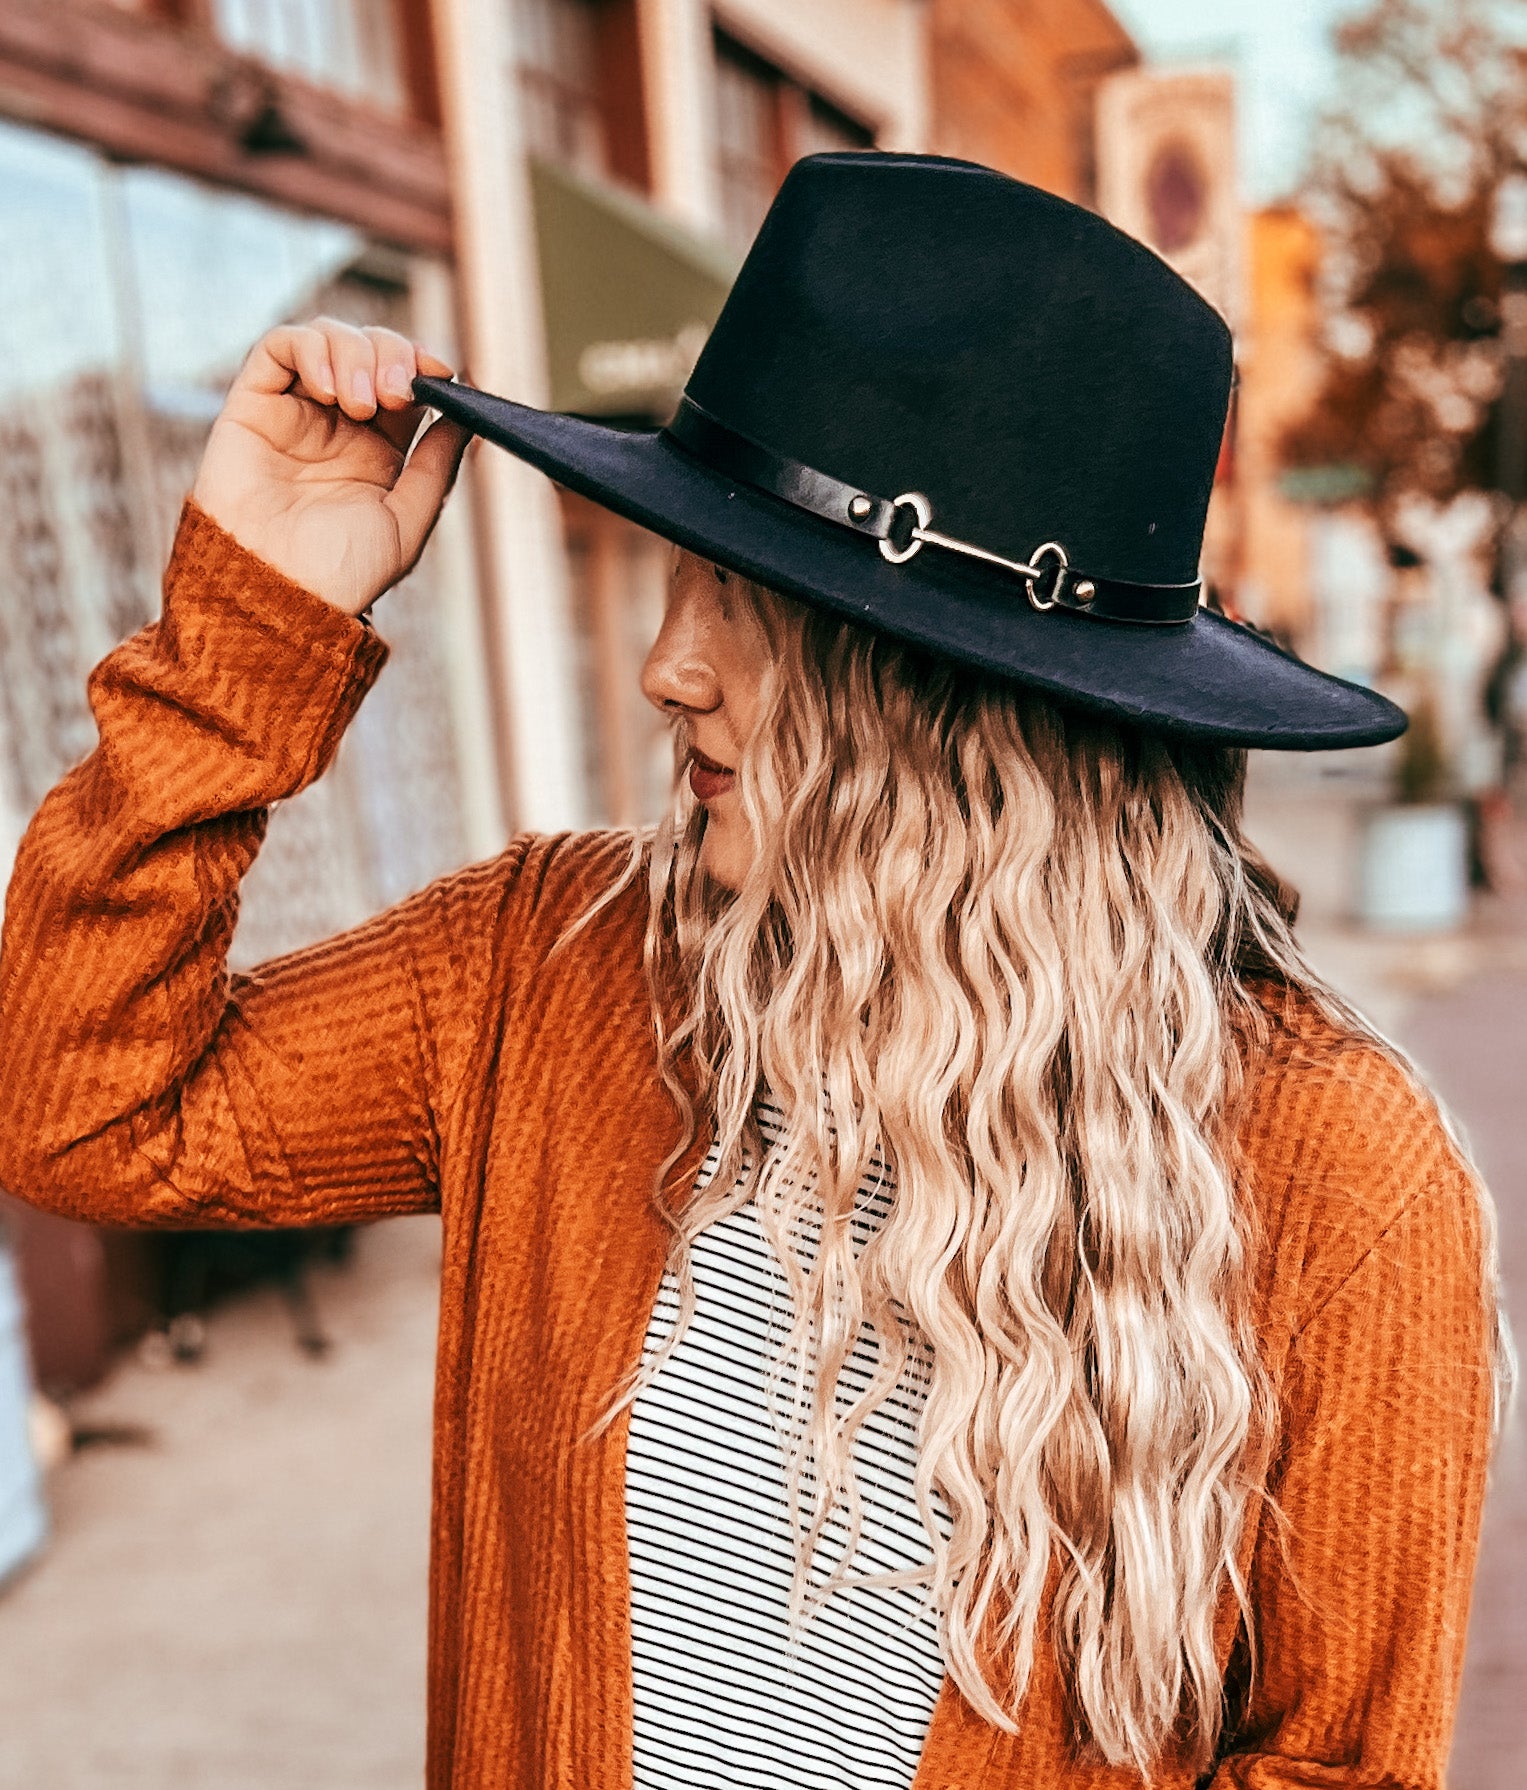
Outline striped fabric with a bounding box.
[624,1103,953,1789]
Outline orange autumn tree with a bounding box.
[1283,0,1527,530]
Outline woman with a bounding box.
[0,154,1509,1788]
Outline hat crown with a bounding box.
[684,153,1233,589]
[413,149,1405,749]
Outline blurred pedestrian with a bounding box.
[0,156,1509,1788]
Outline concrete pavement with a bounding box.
[0,1217,438,1790]
[1399,976,1526,1786]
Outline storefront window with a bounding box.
[0,119,481,960]
[0,129,125,828]
[795,93,878,162]
[714,36,782,256]
[210,0,407,111]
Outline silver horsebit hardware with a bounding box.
[871,491,1095,614]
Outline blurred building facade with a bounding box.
[1090,66,1246,609]
[0,0,938,1386]
[929,0,1136,203]
[431,0,932,835]
[1236,206,1323,648]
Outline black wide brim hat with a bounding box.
[415,153,1405,750]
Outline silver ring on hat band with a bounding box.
[1023,542,1069,612]
[879,493,932,564]
[879,496,1067,612]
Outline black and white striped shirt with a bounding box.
[624,1104,952,1788]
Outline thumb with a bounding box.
[385,415,473,572]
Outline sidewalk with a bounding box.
[1405,969,1527,1785]
[0,1217,439,1790]
[1244,751,1527,1036]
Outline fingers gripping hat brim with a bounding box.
[419,377,1405,751]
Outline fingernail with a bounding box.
[381,365,412,400]
[316,363,336,398]
[351,368,374,408]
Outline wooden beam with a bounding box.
[393,0,442,129]
[585,503,638,826]
[0,0,452,253]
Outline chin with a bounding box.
[697,822,751,894]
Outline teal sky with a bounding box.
[1109,0,1367,204]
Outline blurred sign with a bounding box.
[1278,463,1376,506]
[1095,68,1243,334]
[530,157,740,420]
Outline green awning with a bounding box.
[530,156,740,420]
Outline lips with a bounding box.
[688,747,735,803]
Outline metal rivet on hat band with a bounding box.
[663,396,1202,625]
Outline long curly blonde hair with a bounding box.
[581,574,1489,1773]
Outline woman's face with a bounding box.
[641,549,773,890]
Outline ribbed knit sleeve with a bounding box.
[0,500,505,1229]
[1212,1152,1497,1788]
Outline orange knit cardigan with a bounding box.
[0,504,1498,1789]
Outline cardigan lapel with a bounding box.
[575,1032,715,1788]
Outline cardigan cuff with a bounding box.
[162,498,391,686]
[91,497,398,808]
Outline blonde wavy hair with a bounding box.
[583,571,1508,1774]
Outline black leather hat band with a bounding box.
[666,396,1202,625]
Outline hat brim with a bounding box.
[418,377,1406,751]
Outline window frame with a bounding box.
[515,0,650,192]
[711,24,876,254]
[0,0,451,251]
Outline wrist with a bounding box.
[167,499,388,674]
[184,480,384,620]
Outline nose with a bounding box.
[641,601,722,717]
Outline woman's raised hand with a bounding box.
[190,318,472,617]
